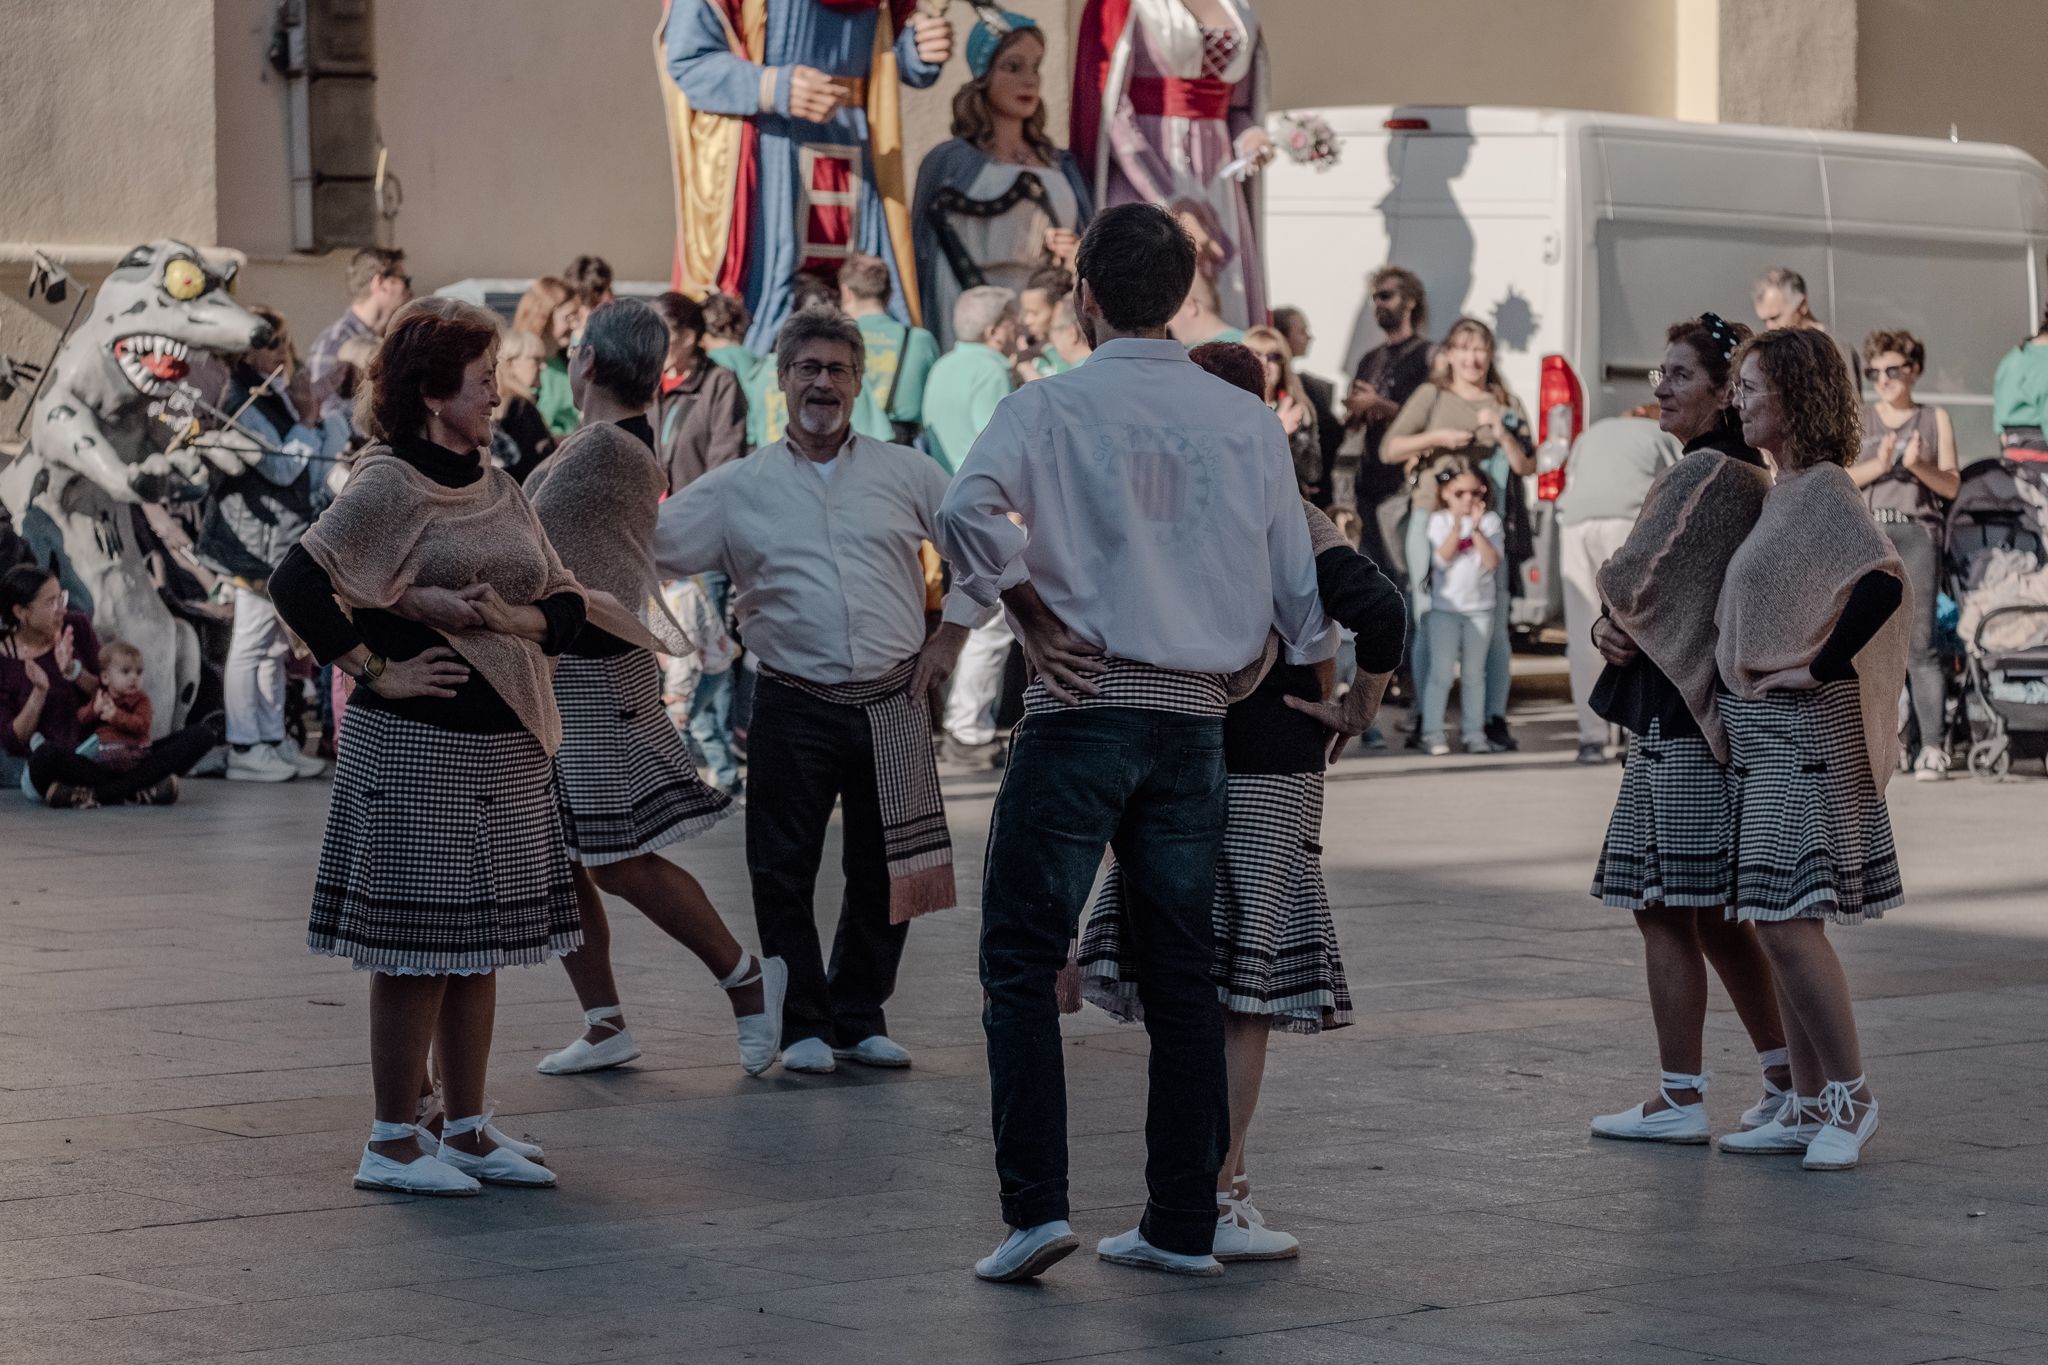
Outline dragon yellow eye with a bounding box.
[164,258,206,301]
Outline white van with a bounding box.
[1263,105,2048,625]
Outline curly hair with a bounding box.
[1861,328,1926,369]
[950,27,1058,167]
[359,297,502,443]
[1188,340,1263,398]
[1731,327,1861,469]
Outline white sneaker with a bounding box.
[1802,1078,1879,1171]
[437,1116,558,1187]
[974,1220,1079,1282]
[1590,1070,1710,1145]
[1213,1195,1297,1262]
[833,1035,912,1068]
[780,1037,837,1073]
[537,1006,641,1075]
[226,743,298,783]
[1716,1099,1821,1155]
[353,1120,480,1196]
[722,952,787,1077]
[1913,747,1950,782]
[1097,1227,1222,1277]
[272,739,329,778]
[1425,740,1451,757]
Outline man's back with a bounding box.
[939,338,1330,674]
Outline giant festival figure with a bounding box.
[1072,0,1272,330]
[657,0,954,352]
[0,241,270,732]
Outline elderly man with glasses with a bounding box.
[654,308,984,1075]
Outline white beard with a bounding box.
[796,403,843,438]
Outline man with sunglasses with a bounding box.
[307,248,413,421]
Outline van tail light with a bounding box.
[1534,354,1583,503]
[1383,118,1431,131]
[1537,355,1583,445]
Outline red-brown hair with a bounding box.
[1188,340,1265,398]
[358,298,501,443]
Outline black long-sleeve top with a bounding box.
[1224,540,1409,775]
[270,434,585,734]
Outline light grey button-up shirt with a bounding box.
[936,338,1335,672]
[654,434,983,685]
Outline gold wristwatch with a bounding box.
[356,653,388,686]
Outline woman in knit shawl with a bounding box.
[1707,326,1907,1173]
[1583,315,1794,1149]
[270,298,587,1196]
[519,300,786,1083]
[1079,341,1408,1263]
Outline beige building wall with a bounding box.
[7,0,2048,344]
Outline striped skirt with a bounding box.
[554,651,733,866]
[1079,772,1352,1035]
[1591,722,1733,911]
[1724,680,1903,925]
[309,706,581,974]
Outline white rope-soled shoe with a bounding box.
[723,951,788,1077]
[1801,1077,1879,1171]
[1213,1192,1298,1262]
[1739,1048,1793,1129]
[974,1221,1079,1283]
[537,1005,641,1075]
[1590,1070,1711,1144]
[414,1091,544,1161]
[437,1114,558,1187]
[354,1120,480,1196]
[1717,1095,1821,1155]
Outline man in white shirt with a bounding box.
[938,204,1335,1284]
[655,309,979,1075]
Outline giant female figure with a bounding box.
[1072,0,1272,330]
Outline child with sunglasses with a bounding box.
[1419,461,1505,755]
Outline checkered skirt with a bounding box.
[1724,679,1903,924]
[309,706,581,973]
[1079,772,1352,1034]
[554,651,733,865]
[1591,722,1733,910]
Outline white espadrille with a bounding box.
[1590,1070,1711,1144]
[537,1005,641,1075]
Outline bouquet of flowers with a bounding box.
[1272,111,1341,172]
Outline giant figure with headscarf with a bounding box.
[658,0,952,353]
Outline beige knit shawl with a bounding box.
[299,448,585,754]
[1596,451,1771,762]
[1715,463,1910,788]
[522,423,691,657]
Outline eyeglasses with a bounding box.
[1862,364,1913,382]
[787,360,857,384]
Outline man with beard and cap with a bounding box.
[654,308,984,1075]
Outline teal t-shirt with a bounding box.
[536,354,579,437]
[922,342,1016,473]
[1032,349,1081,379]
[1993,341,2048,431]
[855,314,940,427]
[706,344,766,389]
[1183,326,1246,351]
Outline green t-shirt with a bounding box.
[922,342,1016,474]
[706,344,766,388]
[536,354,579,437]
[1031,349,1081,379]
[1993,340,2048,431]
[854,314,940,427]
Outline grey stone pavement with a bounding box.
[4,683,2048,1365]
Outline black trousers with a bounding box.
[1883,522,1947,752]
[28,722,215,803]
[744,676,907,1049]
[980,706,1229,1256]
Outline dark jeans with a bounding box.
[28,722,216,803]
[1884,522,1946,751]
[980,707,1229,1256]
[744,676,907,1048]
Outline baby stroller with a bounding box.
[1944,459,2048,780]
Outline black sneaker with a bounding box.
[1484,716,1518,753]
